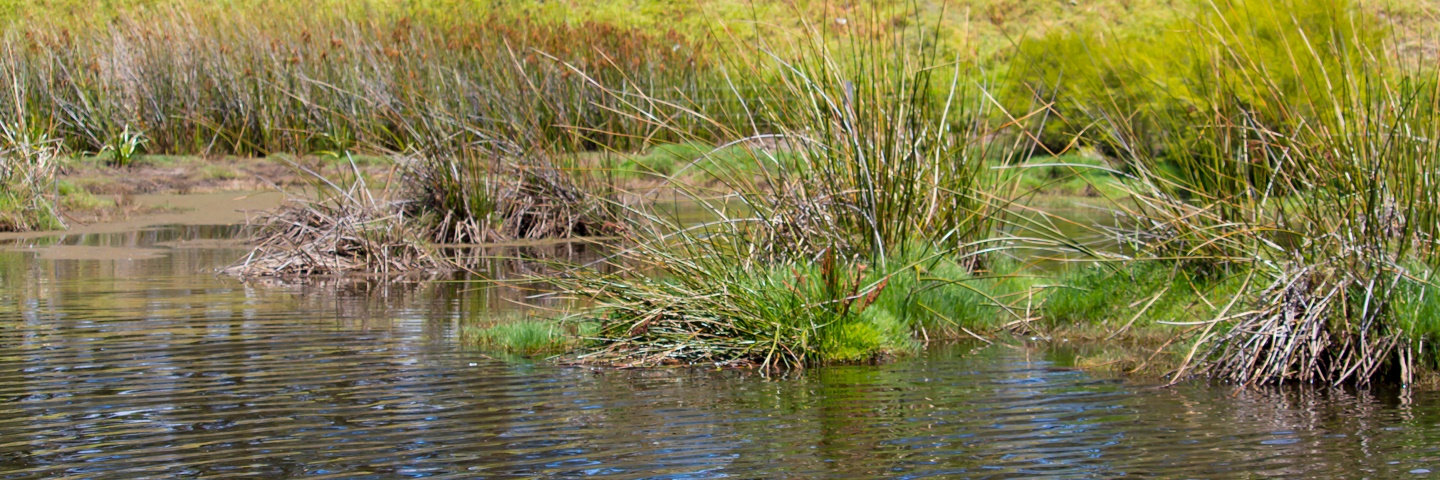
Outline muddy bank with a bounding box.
[0,191,284,245]
[62,155,393,196]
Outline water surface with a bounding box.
[1,224,1439,478]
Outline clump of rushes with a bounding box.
[1082,0,1440,386]
[0,124,63,232]
[542,5,1043,368]
[223,157,449,278]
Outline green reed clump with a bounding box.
[0,124,63,232]
[1078,0,1440,386]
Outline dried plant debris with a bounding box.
[399,152,618,244]
[222,194,450,278]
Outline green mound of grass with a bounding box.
[463,319,593,358]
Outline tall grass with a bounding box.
[0,5,726,157]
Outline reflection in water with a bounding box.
[0,225,1438,477]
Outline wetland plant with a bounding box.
[101,125,148,168]
[557,248,1021,368]
[463,319,587,358]
[1079,0,1440,386]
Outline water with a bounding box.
[2,225,1440,478]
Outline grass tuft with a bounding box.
[463,319,585,358]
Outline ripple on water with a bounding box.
[1,227,1440,477]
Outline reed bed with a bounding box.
[0,5,727,158]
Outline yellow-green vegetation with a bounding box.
[1060,0,1440,387]
[0,0,1190,59]
[1006,0,1421,155]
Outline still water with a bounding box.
[2,224,1439,478]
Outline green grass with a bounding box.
[558,248,1023,368]
[55,181,115,211]
[1045,262,1248,330]
[200,165,240,181]
[462,319,589,358]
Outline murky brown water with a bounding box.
[2,223,1440,478]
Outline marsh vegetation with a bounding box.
[5,0,1440,388]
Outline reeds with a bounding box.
[0,123,63,232]
[556,248,1018,368]
[0,5,721,158]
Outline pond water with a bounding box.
[2,223,1440,478]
